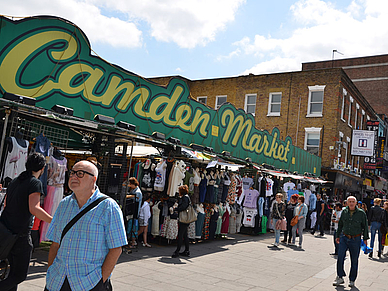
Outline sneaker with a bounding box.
[369,252,373,258]
[179,251,190,257]
[171,252,179,258]
[378,252,381,258]
[289,243,296,246]
[333,276,344,286]
[142,243,152,248]
[349,281,355,287]
[298,245,302,248]
[272,243,279,247]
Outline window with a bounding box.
[355,103,359,129]
[360,109,365,130]
[307,85,325,117]
[244,94,256,115]
[348,96,354,127]
[341,89,346,122]
[215,95,227,109]
[197,96,207,105]
[267,92,282,116]
[304,127,321,156]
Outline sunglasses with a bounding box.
[69,169,95,178]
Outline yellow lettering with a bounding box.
[175,105,192,131]
[221,109,252,146]
[190,109,210,137]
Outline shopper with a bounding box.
[138,194,152,248]
[368,198,384,258]
[127,177,142,248]
[333,196,369,288]
[45,160,127,291]
[282,194,298,244]
[270,193,286,247]
[362,203,368,220]
[172,185,191,258]
[0,153,53,291]
[311,193,325,237]
[291,196,308,248]
[330,202,343,256]
[382,201,388,256]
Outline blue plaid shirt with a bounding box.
[46,188,127,291]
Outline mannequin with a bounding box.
[52,147,64,160]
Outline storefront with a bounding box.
[321,169,363,202]
[0,15,323,242]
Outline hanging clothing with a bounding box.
[167,160,186,197]
[216,204,225,235]
[235,174,243,198]
[154,160,167,192]
[213,175,221,204]
[228,205,237,234]
[265,177,274,197]
[227,174,237,205]
[192,169,201,204]
[243,208,257,227]
[2,137,29,181]
[195,205,205,239]
[236,204,243,233]
[33,134,51,196]
[141,160,155,192]
[221,206,230,235]
[206,173,216,203]
[188,222,196,239]
[199,174,207,203]
[209,208,219,239]
[202,205,212,240]
[242,176,254,190]
[184,170,195,195]
[151,202,161,236]
[238,189,260,208]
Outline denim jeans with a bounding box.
[292,217,305,246]
[337,234,361,282]
[370,221,382,252]
[258,197,264,217]
[333,229,338,254]
[273,218,281,243]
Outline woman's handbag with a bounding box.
[179,197,197,224]
[0,221,18,261]
[291,205,304,227]
[275,218,287,230]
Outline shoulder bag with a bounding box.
[275,203,287,231]
[291,204,303,227]
[178,195,197,224]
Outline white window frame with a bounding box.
[304,127,322,156]
[267,92,282,116]
[197,96,207,105]
[348,96,354,127]
[345,136,351,167]
[361,109,365,130]
[215,95,227,109]
[341,88,346,122]
[367,115,370,121]
[244,94,257,116]
[306,85,325,117]
[355,103,359,129]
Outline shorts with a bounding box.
[138,218,148,227]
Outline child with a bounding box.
[138,194,152,247]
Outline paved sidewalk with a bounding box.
[19,231,387,290]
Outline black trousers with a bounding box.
[283,219,293,242]
[313,215,325,235]
[44,277,112,291]
[175,222,189,253]
[0,235,33,291]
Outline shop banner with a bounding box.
[351,130,375,157]
[376,137,385,169]
[364,121,379,170]
[0,16,321,175]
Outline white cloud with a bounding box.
[92,0,246,48]
[0,0,143,49]
[226,0,388,75]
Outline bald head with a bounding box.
[75,160,99,178]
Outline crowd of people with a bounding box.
[1,154,388,290]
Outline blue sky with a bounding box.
[1,0,388,80]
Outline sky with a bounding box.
[1,0,388,80]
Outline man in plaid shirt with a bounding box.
[45,160,127,291]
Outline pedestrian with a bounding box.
[311,193,325,236]
[127,177,142,248]
[342,199,347,210]
[45,160,127,291]
[361,203,368,221]
[333,196,369,288]
[282,194,298,244]
[138,194,152,248]
[0,153,53,291]
[270,193,286,247]
[172,185,191,258]
[290,196,308,248]
[381,201,388,256]
[330,202,343,256]
[368,198,384,258]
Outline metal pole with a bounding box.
[0,108,11,170]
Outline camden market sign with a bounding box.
[0,16,321,175]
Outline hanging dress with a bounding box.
[151,202,161,236]
[2,137,29,182]
[199,174,207,203]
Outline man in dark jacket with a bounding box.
[311,193,325,236]
[333,196,369,288]
[368,198,384,258]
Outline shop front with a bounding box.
[0,15,323,243]
[321,169,363,202]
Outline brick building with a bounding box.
[302,54,388,116]
[151,68,376,173]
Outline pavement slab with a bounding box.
[16,230,387,291]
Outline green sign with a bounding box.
[0,16,321,175]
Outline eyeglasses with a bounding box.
[69,169,95,178]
